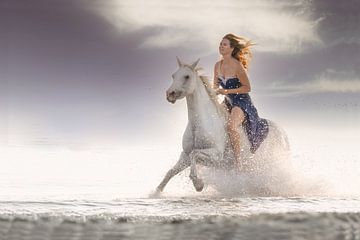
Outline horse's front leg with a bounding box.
[155,151,190,194]
[189,148,222,192]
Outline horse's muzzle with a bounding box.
[166,90,178,103]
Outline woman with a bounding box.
[213,33,269,171]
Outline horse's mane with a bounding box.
[184,64,229,117]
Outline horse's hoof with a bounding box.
[149,188,162,198]
[193,178,204,192]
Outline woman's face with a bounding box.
[219,38,233,56]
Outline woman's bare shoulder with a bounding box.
[232,58,241,65]
[214,61,221,70]
[233,59,245,70]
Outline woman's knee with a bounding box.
[227,108,244,130]
[232,107,245,122]
[227,118,240,132]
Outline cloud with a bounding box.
[267,69,360,96]
[86,0,323,54]
[311,0,360,46]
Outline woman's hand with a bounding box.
[215,88,228,95]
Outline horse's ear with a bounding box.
[176,56,183,67]
[190,58,200,69]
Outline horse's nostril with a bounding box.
[166,90,174,99]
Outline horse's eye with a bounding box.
[184,75,190,80]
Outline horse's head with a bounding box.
[166,57,200,104]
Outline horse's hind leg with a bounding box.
[156,151,190,193]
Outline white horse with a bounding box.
[155,57,290,195]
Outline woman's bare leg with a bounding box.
[227,107,245,170]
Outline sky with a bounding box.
[1,0,359,150]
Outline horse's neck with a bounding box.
[186,76,226,139]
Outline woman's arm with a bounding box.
[213,62,220,89]
[225,62,251,94]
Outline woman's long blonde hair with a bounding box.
[222,33,256,70]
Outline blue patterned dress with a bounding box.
[218,70,269,153]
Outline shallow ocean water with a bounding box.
[1,129,360,239]
[1,196,360,239]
